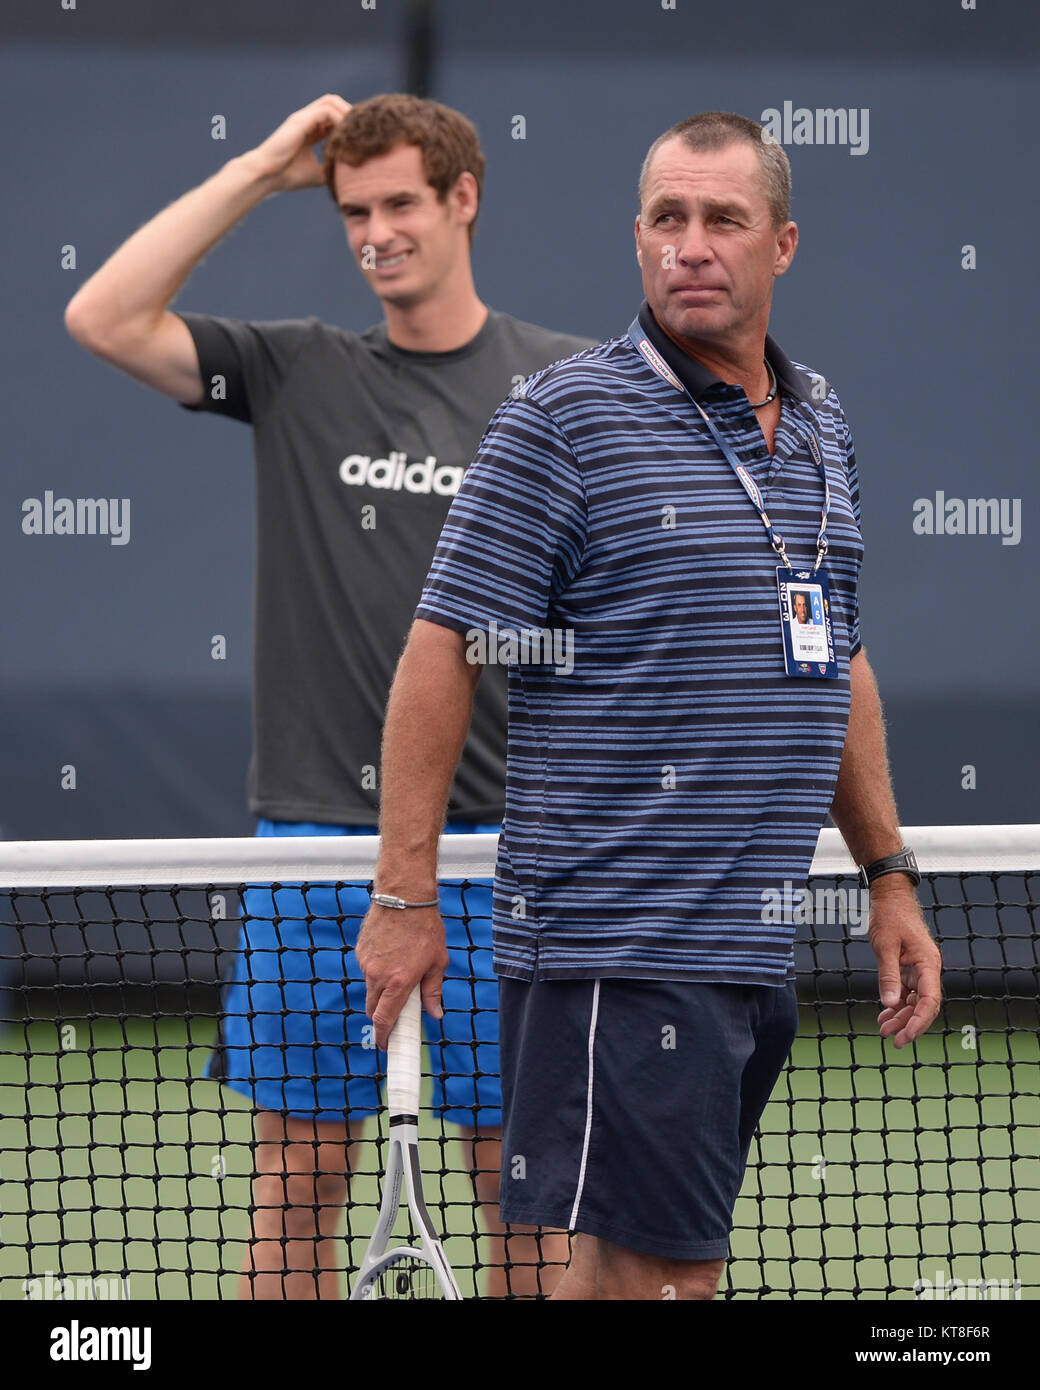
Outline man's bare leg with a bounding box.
[550,1233,725,1301]
[458,1127,569,1298]
[240,1115,570,1299]
[239,1110,365,1300]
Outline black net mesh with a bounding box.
[0,862,1037,1300]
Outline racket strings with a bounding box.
[368,1253,442,1300]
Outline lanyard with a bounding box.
[628,320,830,572]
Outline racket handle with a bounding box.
[387,985,422,1119]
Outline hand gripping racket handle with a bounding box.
[387,985,422,1121]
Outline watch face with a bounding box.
[898,850,921,882]
[862,850,921,887]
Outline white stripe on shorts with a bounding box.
[567,979,601,1230]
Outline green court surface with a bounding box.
[1,1007,1037,1300]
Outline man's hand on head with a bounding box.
[867,879,943,1048]
[355,903,450,1051]
[244,94,352,193]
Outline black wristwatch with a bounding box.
[858,846,921,890]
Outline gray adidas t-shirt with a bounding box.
[178,309,595,825]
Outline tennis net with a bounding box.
[0,826,1037,1301]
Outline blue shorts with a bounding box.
[207,819,501,1126]
[497,976,799,1260]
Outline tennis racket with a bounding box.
[349,985,462,1300]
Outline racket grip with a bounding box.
[386,985,422,1119]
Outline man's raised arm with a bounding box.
[63,94,350,404]
[356,618,483,1049]
[829,648,943,1048]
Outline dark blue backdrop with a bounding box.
[3,0,1037,838]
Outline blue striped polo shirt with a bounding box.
[416,300,864,985]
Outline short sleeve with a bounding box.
[842,416,863,659]
[176,313,314,425]
[416,396,588,637]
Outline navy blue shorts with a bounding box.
[497,976,799,1261]
[207,819,501,1125]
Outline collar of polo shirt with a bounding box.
[636,299,815,408]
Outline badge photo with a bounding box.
[776,568,838,678]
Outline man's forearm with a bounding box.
[64,153,278,339]
[830,649,907,873]
[375,619,482,897]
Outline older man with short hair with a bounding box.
[359,110,941,1301]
